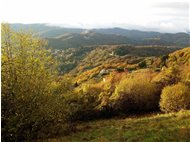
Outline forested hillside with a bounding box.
[55,44,180,80]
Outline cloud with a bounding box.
[160,22,174,29]
[154,2,189,10]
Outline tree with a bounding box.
[1,23,60,141]
[2,23,57,97]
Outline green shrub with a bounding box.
[110,75,161,113]
[116,67,125,72]
[160,83,190,113]
[138,60,147,68]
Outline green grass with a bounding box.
[42,110,190,142]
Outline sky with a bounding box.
[0,0,189,33]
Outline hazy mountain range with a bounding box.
[11,24,190,49]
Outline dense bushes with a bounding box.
[1,93,74,141]
[160,83,190,113]
[110,75,161,113]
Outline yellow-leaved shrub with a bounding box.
[160,83,190,113]
[110,75,161,113]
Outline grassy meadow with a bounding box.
[42,110,190,142]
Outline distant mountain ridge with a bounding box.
[92,28,161,39]
[10,24,190,49]
[10,23,83,37]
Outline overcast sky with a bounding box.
[0,0,189,33]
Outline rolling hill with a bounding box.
[47,31,136,49]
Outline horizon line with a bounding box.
[8,22,190,34]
